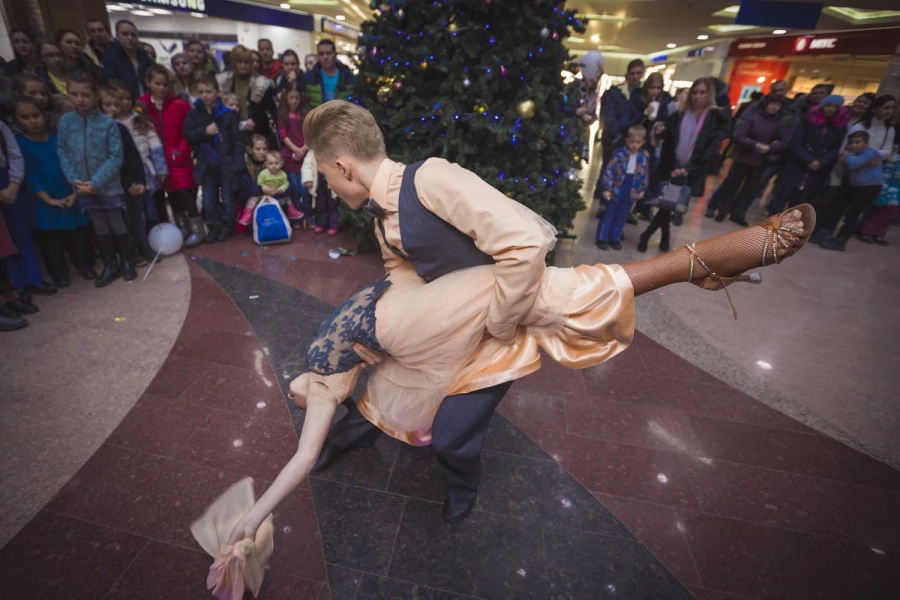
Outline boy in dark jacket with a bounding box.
[184,74,244,243]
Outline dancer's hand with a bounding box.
[353,343,384,366]
[809,160,820,171]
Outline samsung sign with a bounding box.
[142,0,207,11]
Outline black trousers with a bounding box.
[32,226,94,279]
[818,184,883,240]
[716,162,765,220]
[325,381,514,500]
[154,188,200,219]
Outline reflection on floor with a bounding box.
[0,220,898,599]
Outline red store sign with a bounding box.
[728,28,900,57]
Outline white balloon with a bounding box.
[578,50,605,83]
[148,223,184,256]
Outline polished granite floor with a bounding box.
[1,220,899,599]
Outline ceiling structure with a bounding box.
[239,0,900,57]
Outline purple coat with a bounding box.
[733,111,790,168]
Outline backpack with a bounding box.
[252,196,291,245]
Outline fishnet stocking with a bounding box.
[622,210,806,297]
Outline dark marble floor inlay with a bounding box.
[197,258,695,600]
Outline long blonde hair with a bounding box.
[641,72,664,105]
[684,77,718,113]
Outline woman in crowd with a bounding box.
[36,38,68,96]
[9,74,64,136]
[769,94,848,215]
[251,50,263,78]
[140,42,157,62]
[171,52,198,103]
[55,29,102,82]
[629,72,670,220]
[712,94,789,226]
[186,40,218,77]
[274,50,302,98]
[638,77,730,252]
[218,45,279,148]
[3,29,40,77]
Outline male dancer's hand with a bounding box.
[353,343,384,366]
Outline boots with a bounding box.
[217,221,233,243]
[185,217,205,248]
[173,211,191,239]
[115,234,138,281]
[95,235,121,288]
[637,231,651,253]
[205,221,223,244]
[660,227,671,252]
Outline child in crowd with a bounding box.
[857,145,898,246]
[139,64,203,247]
[0,113,57,299]
[258,150,289,203]
[10,74,62,135]
[597,125,650,250]
[110,80,169,229]
[821,130,884,251]
[57,72,135,287]
[100,85,155,265]
[235,134,268,233]
[183,74,244,244]
[310,159,340,236]
[13,96,94,287]
[223,93,252,133]
[277,81,309,227]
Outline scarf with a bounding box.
[676,108,708,167]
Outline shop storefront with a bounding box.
[105,0,314,71]
[725,28,900,108]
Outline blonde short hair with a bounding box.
[627,125,647,139]
[231,44,252,63]
[303,100,386,163]
[266,150,283,163]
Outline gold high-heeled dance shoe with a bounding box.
[686,204,816,319]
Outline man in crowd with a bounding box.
[594,58,645,215]
[101,20,155,97]
[301,39,355,107]
[257,39,281,80]
[84,18,112,69]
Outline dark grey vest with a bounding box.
[389,161,494,283]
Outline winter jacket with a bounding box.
[101,40,155,99]
[874,154,899,207]
[138,92,194,191]
[119,111,169,192]
[0,121,24,187]
[116,122,146,191]
[733,110,790,168]
[56,109,124,197]
[301,62,355,109]
[600,86,642,145]
[183,98,244,187]
[301,150,318,196]
[780,105,848,191]
[217,72,279,147]
[236,156,266,201]
[602,146,651,200]
[845,147,883,187]
[629,88,671,141]
[658,107,730,195]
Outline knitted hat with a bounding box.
[820,94,843,107]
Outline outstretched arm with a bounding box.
[225,392,335,545]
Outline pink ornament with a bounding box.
[500,65,507,75]
[552,31,559,41]
[370,47,379,57]
[393,80,404,90]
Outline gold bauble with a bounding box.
[474,103,488,114]
[377,85,392,103]
[448,23,458,33]
[419,59,430,70]
[516,99,536,119]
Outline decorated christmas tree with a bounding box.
[347,0,589,251]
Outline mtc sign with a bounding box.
[729,28,900,57]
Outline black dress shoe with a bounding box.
[27,281,57,296]
[442,493,477,523]
[311,443,347,474]
[595,240,609,250]
[53,274,71,288]
[7,298,39,315]
[625,214,638,226]
[0,310,27,332]
[78,265,98,280]
[609,241,623,251]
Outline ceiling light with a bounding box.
[336,15,345,20]
[590,34,601,43]
[708,24,758,33]
[146,7,172,14]
[280,3,290,7]
[189,12,206,18]
[106,5,126,11]
[130,10,154,16]
[773,29,787,34]
[697,34,709,40]
[712,5,740,18]
[666,43,676,48]
[757,76,766,83]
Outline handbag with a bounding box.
[253,196,291,245]
[647,181,691,214]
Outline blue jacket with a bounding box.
[57,109,124,197]
[301,62,355,108]
[101,41,155,99]
[875,157,899,207]
[183,98,245,187]
[602,146,651,200]
[845,147,883,187]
